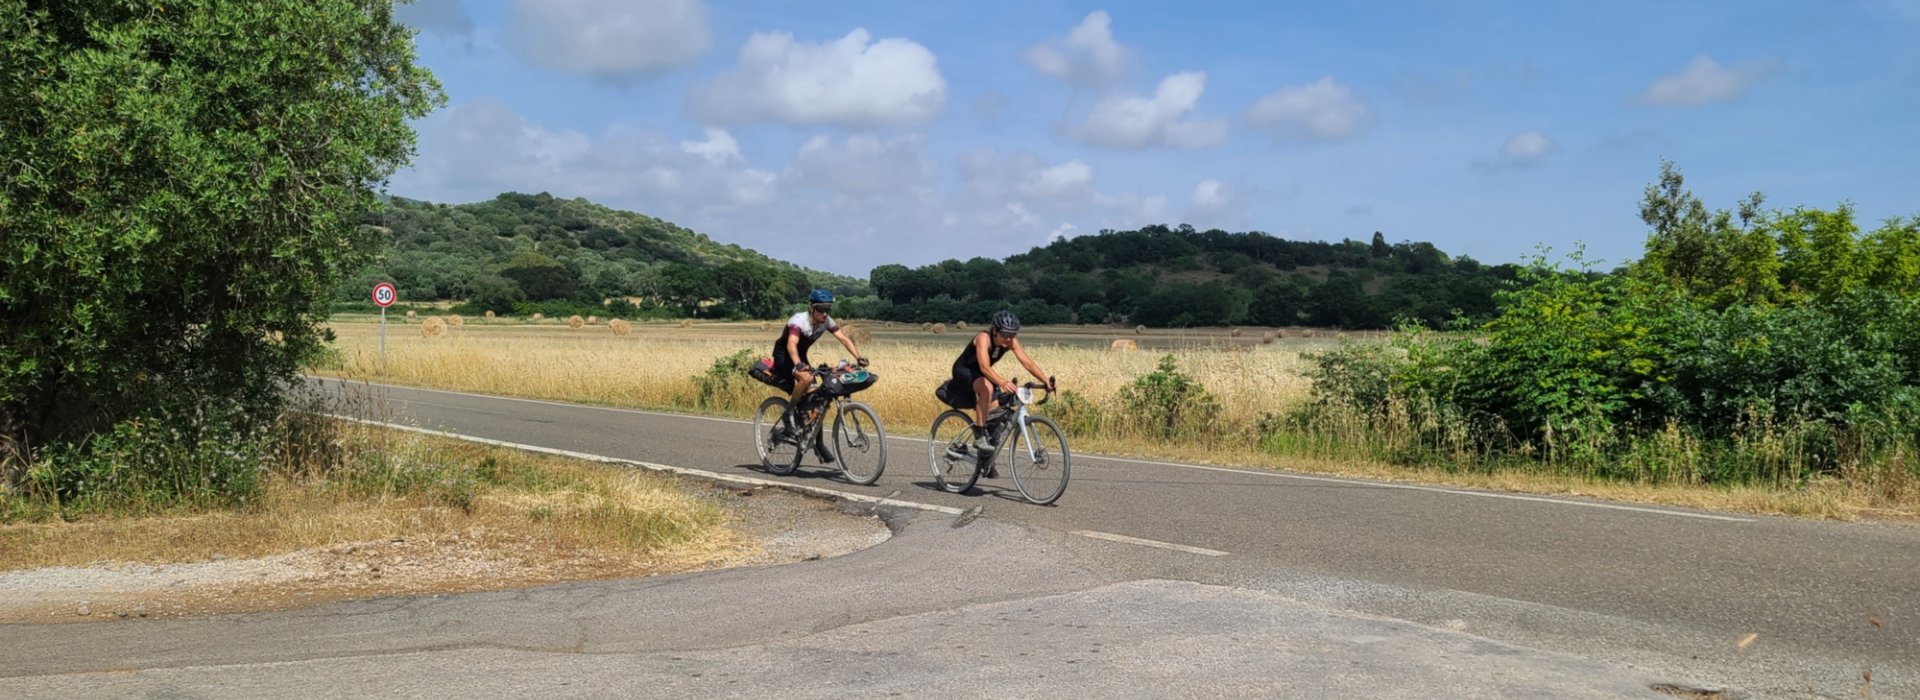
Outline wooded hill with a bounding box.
[348,192,1516,328]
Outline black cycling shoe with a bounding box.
[814,441,836,464]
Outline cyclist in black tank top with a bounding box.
[948,311,1057,453]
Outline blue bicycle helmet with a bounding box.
[808,289,835,304]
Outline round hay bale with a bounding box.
[421,317,447,338]
[680,318,694,329]
[848,325,873,346]
[484,310,496,320]
[956,321,968,330]
[1230,327,1244,338]
[1134,325,1147,335]
[1261,331,1277,345]
[587,315,599,325]
[760,320,771,332]
[609,319,632,336]
[1109,339,1138,352]
[447,315,464,327]
[921,322,933,331]
[404,309,417,322]
[1302,329,1316,339]
[884,321,894,328]
[932,323,947,334]
[567,315,585,329]
[532,312,545,322]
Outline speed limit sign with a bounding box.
[372,282,397,308]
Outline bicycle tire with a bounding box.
[928,410,982,493]
[833,402,887,485]
[1007,415,1071,505]
[754,397,803,476]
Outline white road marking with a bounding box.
[1070,530,1228,557]
[312,378,1757,524]
[322,414,966,517]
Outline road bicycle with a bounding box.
[928,379,1071,505]
[750,359,887,485]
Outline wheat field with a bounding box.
[320,319,1319,432]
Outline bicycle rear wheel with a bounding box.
[833,402,887,485]
[1007,415,1070,505]
[754,397,803,476]
[928,410,982,493]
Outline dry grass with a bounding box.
[0,426,742,572]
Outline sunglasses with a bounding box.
[810,304,832,313]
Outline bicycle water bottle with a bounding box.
[837,359,849,372]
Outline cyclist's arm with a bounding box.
[1010,339,1052,389]
[785,332,805,372]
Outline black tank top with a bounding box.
[954,332,1007,374]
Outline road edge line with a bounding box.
[321,414,968,517]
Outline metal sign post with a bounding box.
[372,282,397,371]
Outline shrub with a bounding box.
[1117,355,1221,440]
[690,349,763,411]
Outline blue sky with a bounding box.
[388,0,1920,277]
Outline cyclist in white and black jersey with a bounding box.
[771,289,866,422]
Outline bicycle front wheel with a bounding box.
[754,397,803,476]
[1007,415,1071,505]
[928,410,982,493]
[833,402,887,485]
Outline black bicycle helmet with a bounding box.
[989,310,1021,333]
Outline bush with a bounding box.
[690,349,764,411]
[1117,356,1221,440]
[16,401,268,519]
[0,1,442,487]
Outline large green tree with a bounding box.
[0,0,442,464]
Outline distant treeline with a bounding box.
[852,225,1522,328]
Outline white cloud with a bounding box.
[396,0,473,40]
[1477,130,1558,169]
[1072,72,1229,149]
[505,0,709,84]
[782,134,936,199]
[1021,160,1095,199]
[1025,10,1132,87]
[957,149,1170,236]
[392,98,772,211]
[1246,76,1376,141]
[1191,179,1230,210]
[1640,55,1776,107]
[692,29,948,128]
[680,128,741,164]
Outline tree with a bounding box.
[498,252,578,301]
[1,0,442,466]
[713,261,788,318]
[1370,231,1391,259]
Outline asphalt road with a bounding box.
[4,377,1915,698]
